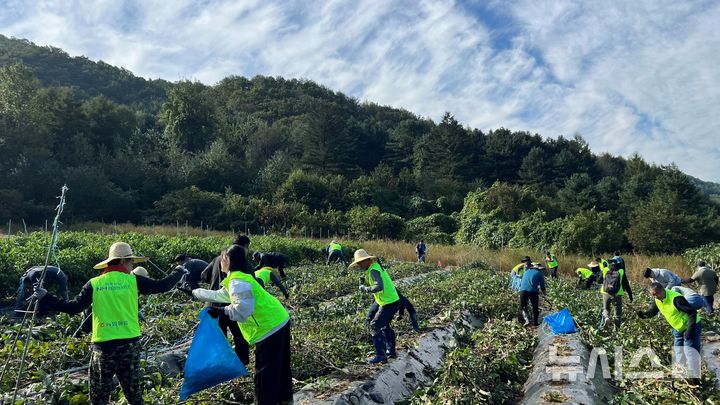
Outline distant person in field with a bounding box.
[35,242,186,404]
[509,260,527,291]
[15,266,68,316]
[588,259,602,281]
[576,267,596,289]
[255,266,290,300]
[544,252,559,279]
[252,251,290,279]
[611,251,625,269]
[174,254,208,291]
[644,268,682,289]
[682,260,718,314]
[600,261,633,330]
[353,249,400,363]
[518,257,546,326]
[200,234,251,366]
[637,282,702,379]
[415,241,427,263]
[326,240,349,267]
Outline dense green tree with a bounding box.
[160,81,217,152]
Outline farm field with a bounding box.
[1,232,720,404]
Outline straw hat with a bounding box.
[132,266,149,278]
[93,242,148,269]
[349,249,376,268]
[587,260,598,267]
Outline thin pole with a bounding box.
[11,185,68,404]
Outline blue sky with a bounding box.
[2,0,719,181]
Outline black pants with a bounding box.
[705,295,715,314]
[520,291,540,325]
[327,250,348,266]
[550,267,558,278]
[578,275,597,289]
[367,293,415,322]
[219,312,250,366]
[369,300,399,336]
[254,322,293,405]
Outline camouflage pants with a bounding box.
[89,341,143,405]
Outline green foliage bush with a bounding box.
[0,232,352,300]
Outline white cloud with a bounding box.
[1,0,719,180]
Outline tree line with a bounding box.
[1,36,718,253]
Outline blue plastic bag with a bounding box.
[179,308,248,400]
[543,308,577,334]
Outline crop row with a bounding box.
[545,278,720,404]
[0,232,361,300]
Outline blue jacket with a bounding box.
[519,268,546,293]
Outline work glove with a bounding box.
[174,265,190,275]
[359,285,370,292]
[31,287,47,301]
[207,307,224,318]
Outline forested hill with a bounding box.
[0,35,169,110]
[1,35,719,254]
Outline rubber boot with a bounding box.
[384,328,397,358]
[409,312,420,332]
[368,335,388,364]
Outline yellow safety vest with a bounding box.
[255,267,273,288]
[655,289,701,332]
[90,272,141,343]
[576,268,593,279]
[367,262,399,306]
[600,267,625,296]
[222,271,289,345]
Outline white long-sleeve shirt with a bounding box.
[650,268,682,288]
[193,278,255,323]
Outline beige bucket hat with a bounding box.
[349,249,376,268]
[93,242,148,269]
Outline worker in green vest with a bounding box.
[545,252,559,279]
[351,249,400,364]
[600,261,633,330]
[576,267,596,289]
[637,282,702,379]
[35,242,186,404]
[327,240,349,267]
[255,266,290,299]
[510,259,527,291]
[193,245,292,405]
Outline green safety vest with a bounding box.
[546,256,558,268]
[255,267,273,287]
[367,262,399,306]
[600,267,625,296]
[512,263,525,276]
[90,272,141,343]
[222,271,289,345]
[576,268,593,279]
[655,289,701,332]
[330,242,342,252]
[600,259,610,272]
